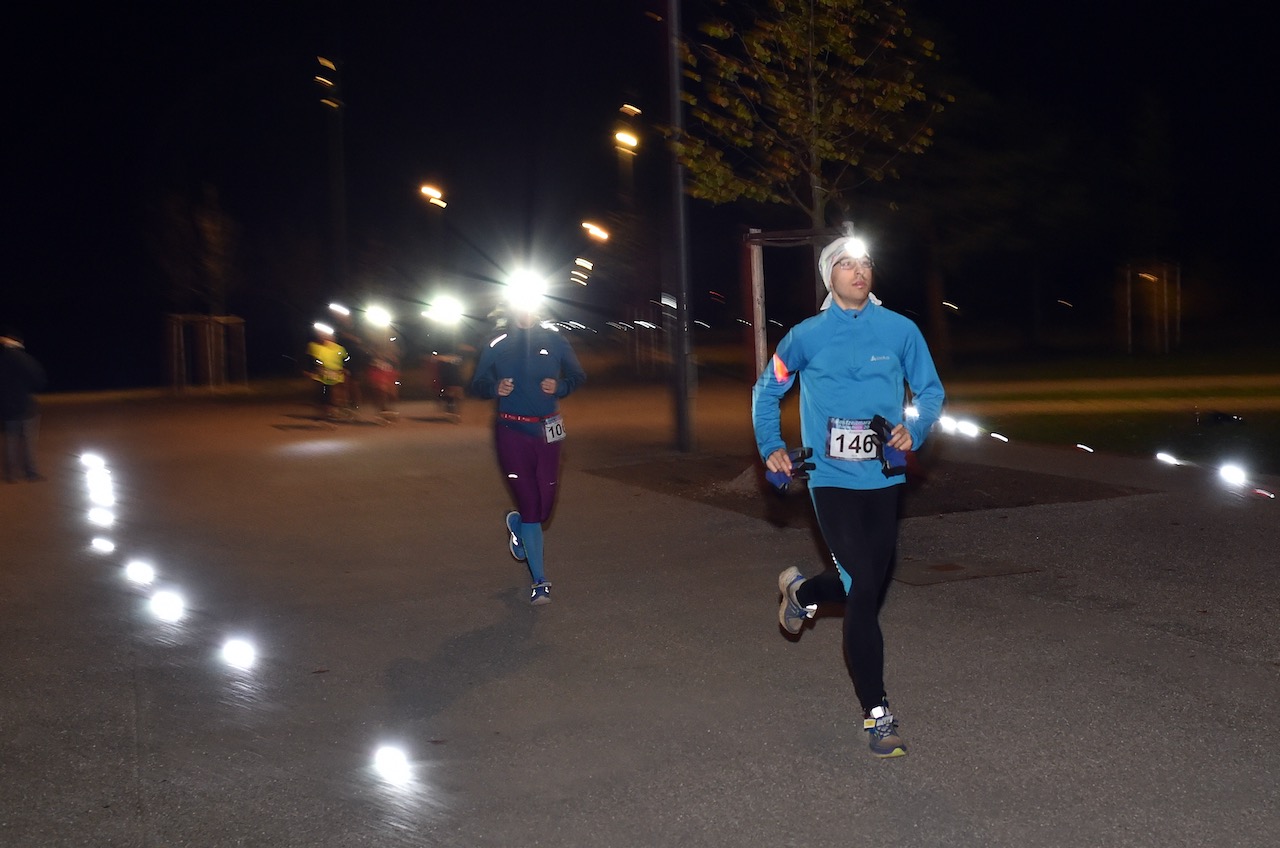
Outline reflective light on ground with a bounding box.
[1254,488,1276,499]
[86,468,115,506]
[91,537,116,553]
[149,590,186,623]
[1218,464,1247,486]
[373,745,412,786]
[221,638,256,669]
[1076,444,1095,453]
[275,440,353,457]
[125,560,156,585]
[88,507,115,527]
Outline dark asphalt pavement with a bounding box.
[2,380,1277,847]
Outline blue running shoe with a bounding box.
[778,567,816,634]
[864,702,907,758]
[530,581,552,605]
[505,511,526,561]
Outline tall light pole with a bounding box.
[667,0,694,452]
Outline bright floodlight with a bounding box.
[938,416,958,434]
[424,295,464,325]
[91,537,115,554]
[88,507,115,527]
[957,420,980,438]
[125,560,156,585]
[1156,452,1182,465]
[328,303,350,317]
[374,745,412,785]
[149,590,185,623]
[222,639,256,669]
[366,305,393,328]
[1219,464,1247,486]
[506,270,547,313]
[313,322,335,336]
[615,130,638,150]
[80,453,106,469]
[581,221,609,241]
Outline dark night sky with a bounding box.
[5,1,1276,389]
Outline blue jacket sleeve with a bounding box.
[751,333,800,461]
[468,342,500,399]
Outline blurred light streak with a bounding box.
[1076,444,1095,453]
[91,537,115,554]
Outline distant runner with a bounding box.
[469,302,586,605]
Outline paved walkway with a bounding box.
[2,380,1277,847]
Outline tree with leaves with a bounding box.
[676,0,947,307]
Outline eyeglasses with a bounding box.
[834,257,873,271]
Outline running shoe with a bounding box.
[505,511,526,561]
[864,702,907,758]
[530,581,552,605]
[777,566,816,634]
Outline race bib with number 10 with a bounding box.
[543,414,566,444]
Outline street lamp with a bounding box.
[419,184,447,208]
[581,221,609,241]
[422,295,464,326]
[614,130,638,154]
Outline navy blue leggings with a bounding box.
[797,486,901,713]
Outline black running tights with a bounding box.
[797,485,901,713]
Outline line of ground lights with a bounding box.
[920,409,1276,500]
[78,452,422,795]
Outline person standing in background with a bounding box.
[0,327,47,483]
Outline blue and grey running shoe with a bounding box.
[530,581,552,605]
[778,567,816,634]
[864,702,907,758]
[505,511,526,561]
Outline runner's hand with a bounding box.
[497,378,515,397]
[888,423,913,452]
[764,448,792,476]
[540,378,557,394]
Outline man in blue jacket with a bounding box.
[470,303,586,605]
[752,235,945,758]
